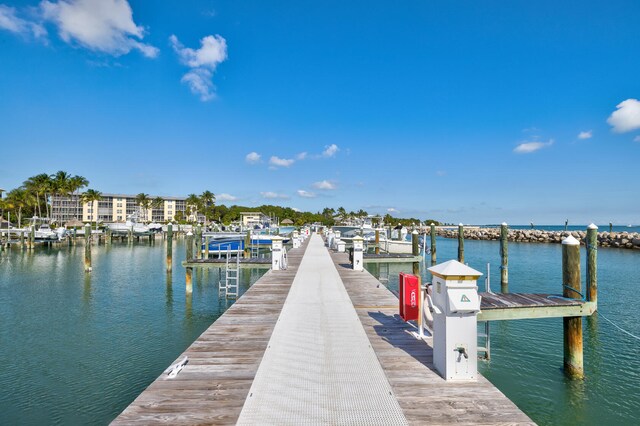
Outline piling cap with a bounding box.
[459,223,463,226]
[412,229,418,234]
[186,231,193,236]
[501,222,508,226]
[562,235,580,245]
[588,223,598,230]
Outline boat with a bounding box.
[28,217,61,241]
[202,232,290,255]
[106,212,155,236]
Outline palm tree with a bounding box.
[135,193,151,222]
[185,193,201,223]
[81,189,102,228]
[151,197,164,222]
[199,190,216,226]
[23,173,52,218]
[6,188,34,228]
[69,175,89,220]
[51,171,72,223]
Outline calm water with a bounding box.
[0,239,266,425]
[367,237,640,425]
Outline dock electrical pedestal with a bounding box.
[427,260,482,382]
[352,236,364,271]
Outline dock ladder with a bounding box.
[378,263,390,286]
[219,248,240,299]
[478,263,491,360]
[251,237,260,258]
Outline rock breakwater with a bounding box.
[431,228,640,250]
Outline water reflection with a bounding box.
[165,273,173,314]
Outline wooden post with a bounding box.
[609,222,613,233]
[20,230,25,250]
[412,230,420,276]
[375,230,380,255]
[84,223,92,272]
[195,225,202,260]
[562,235,583,379]
[244,230,251,258]
[430,223,436,264]
[457,223,464,263]
[29,226,35,250]
[106,229,111,245]
[204,236,210,259]
[166,222,173,272]
[185,231,193,294]
[128,227,133,244]
[500,222,509,293]
[586,224,598,306]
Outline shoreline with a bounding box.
[431,227,640,250]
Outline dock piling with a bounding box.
[375,230,380,255]
[412,230,419,276]
[430,223,436,264]
[586,224,598,306]
[562,235,583,379]
[500,222,509,293]
[458,223,464,263]
[84,223,92,272]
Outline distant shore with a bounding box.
[432,227,640,250]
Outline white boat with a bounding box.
[107,212,154,236]
[28,217,61,241]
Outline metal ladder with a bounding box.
[251,236,260,258]
[220,248,240,299]
[378,262,389,285]
[478,263,491,360]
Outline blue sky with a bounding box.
[1,0,639,225]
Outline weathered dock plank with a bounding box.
[331,250,535,425]
[111,240,307,425]
[479,292,596,321]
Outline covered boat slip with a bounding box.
[113,234,531,425]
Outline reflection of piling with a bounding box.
[166,222,173,272]
[586,224,598,306]
[500,223,509,293]
[84,224,92,272]
[412,230,419,276]
[185,231,193,294]
[430,223,436,264]
[562,235,583,379]
[457,223,464,263]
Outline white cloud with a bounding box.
[297,190,316,198]
[41,0,158,57]
[216,193,237,202]
[387,208,399,213]
[634,136,640,143]
[312,180,336,190]
[170,33,227,101]
[578,130,593,140]
[296,152,307,160]
[322,144,339,157]
[0,5,46,39]
[607,99,640,133]
[269,156,294,167]
[292,207,301,212]
[245,152,261,164]
[514,139,554,154]
[260,191,289,200]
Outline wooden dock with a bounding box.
[479,292,596,321]
[113,235,533,425]
[182,258,272,268]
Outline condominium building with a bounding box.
[51,193,197,224]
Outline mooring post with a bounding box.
[204,236,210,259]
[166,222,173,272]
[586,224,598,307]
[20,230,25,250]
[412,230,420,276]
[562,235,583,379]
[185,231,193,294]
[458,223,464,263]
[128,227,133,244]
[609,222,613,233]
[195,224,202,260]
[500,222,509,293]
[29,226,35,250]
[244,230,251,258]
[84,223,92,272]
[430,223,436,264]
[106,228,111,245]
[375,229,380,255]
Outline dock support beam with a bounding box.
[430,223,436,264]
[457,223,464,263]
[500,222,509,293]
[166,222,173,272]
[84,223,92,272]
[586,224,598,307]
[185,231,193,294]
[562,235,583,379]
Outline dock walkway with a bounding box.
[113,234,533,425]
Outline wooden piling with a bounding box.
[412,230,420,276]
[29,226,35,250]
[204,236,210,259]
[500,222,509,293]
[586,224,598,306]
[106,229,112,245]
[195,225,202,260]
[375,230,380,255]
[84,223,92,272]
[20,230,25,250]
[562,235,583,379]
[430,223,436,264]
[128,228,133,244]
[244,230,251,258]
[185,231,193,294]
[166,222,173,272]
[457,223,464,263]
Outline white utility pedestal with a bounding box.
[352,236,364,271]
[292,230,300,248]
[271,236,284,270]
[336,239,346,252]
[427,260,482,381]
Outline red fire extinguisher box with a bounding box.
[399,273,419,321]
